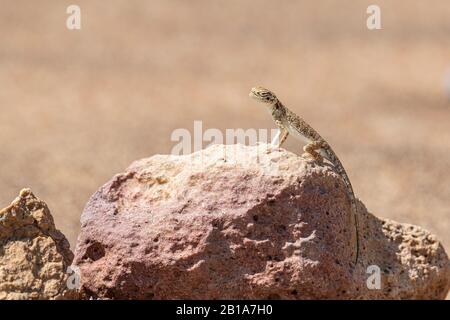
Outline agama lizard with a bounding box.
[249,86,359,265]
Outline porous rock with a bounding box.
[0,189,77,300]
[74,144,450,299]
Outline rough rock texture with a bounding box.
[0,189,77,300]
[74,144,450,299]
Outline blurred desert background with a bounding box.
[1,0,449,263]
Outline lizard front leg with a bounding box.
[273,122,289,147]
[267,122,289,153]
[302,140,324,162]
[276,127,289,148]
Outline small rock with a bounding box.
[0,189,77,299]
[73,144,450,299]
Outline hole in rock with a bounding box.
[85,242,106,261]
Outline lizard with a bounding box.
[249,86,359,265]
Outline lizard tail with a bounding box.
[322,146,360,266]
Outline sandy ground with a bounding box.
[1,0,449,283]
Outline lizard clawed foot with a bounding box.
[266,144,282,154]
[302,141,324,163]
[301,151,323,163]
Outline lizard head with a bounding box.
[249,86,278,105]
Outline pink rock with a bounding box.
[73,144,450,299]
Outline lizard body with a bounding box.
[249,86,359,265]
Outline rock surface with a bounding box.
[0,189,76,300]
[74,144,450,299]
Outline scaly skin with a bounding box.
[249,86,359,265]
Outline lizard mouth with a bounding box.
[249,90,258,99]
[249,90,267,103]
[249,87,277,105]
